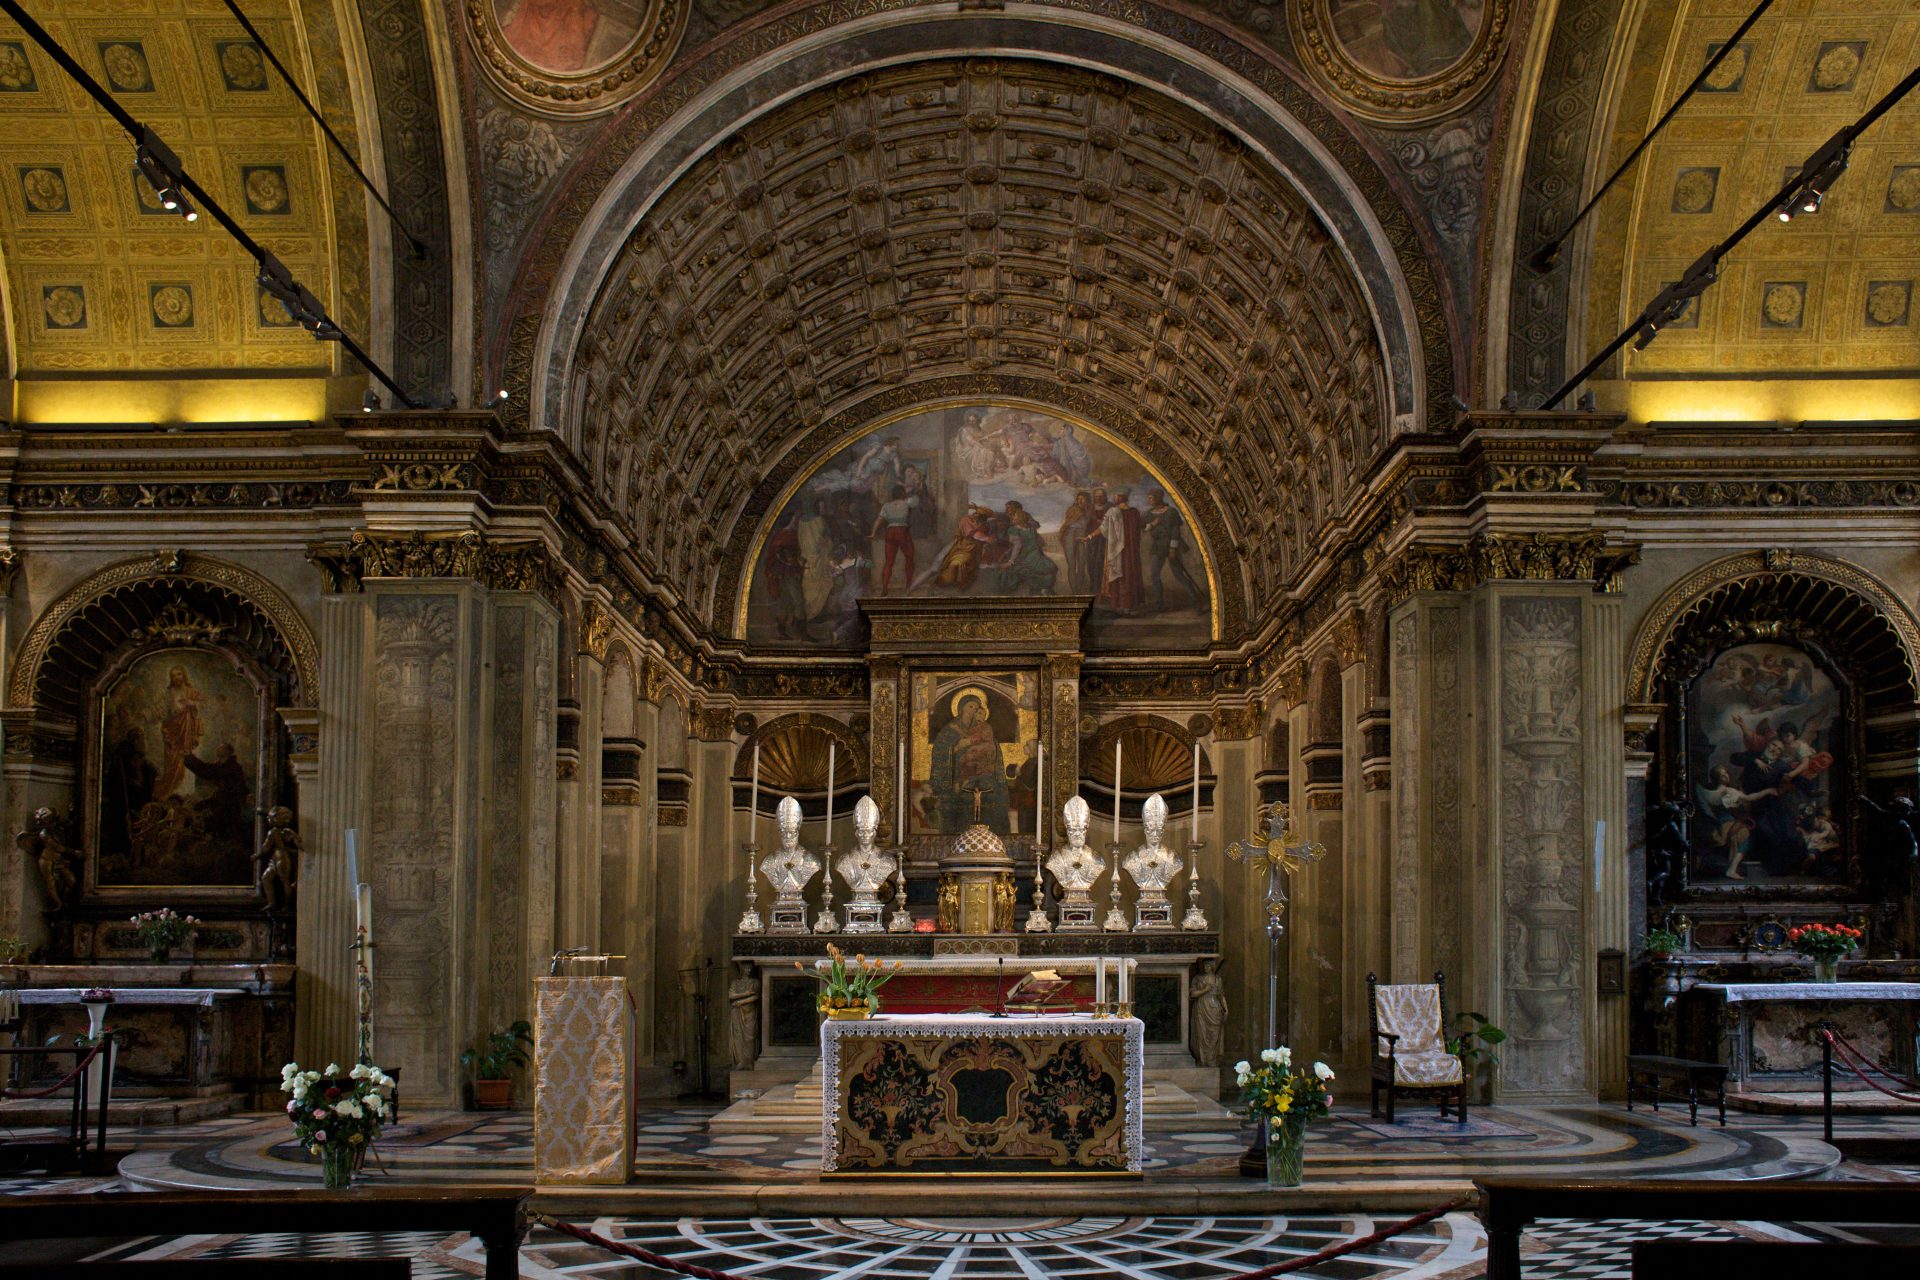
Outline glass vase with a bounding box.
[1264,1114,1306,1188]
[1813,956,1839,984]
[321,1143,354,1190]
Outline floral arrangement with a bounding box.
[796,943,903,1015]
[1234,1045,1336,1131]
[130,908,199,958]
[281,1060,395,1187]
[80,987,115,1003]
[1788,921,1862,960]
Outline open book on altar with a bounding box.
[1005,968,1075,1013]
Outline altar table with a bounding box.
[1678,982,1920,1093]
[821,1012,1144,1174]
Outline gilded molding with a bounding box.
[463,0,686,116]
[580,601,613,660]
[1290,0,1513,124]
[308,531,562,599]
[6,550,319,708]
[693,704,738,742]
[1380,533,1639,606]
[1212,702,1263,741]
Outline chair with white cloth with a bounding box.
[1366,971,1467,1123]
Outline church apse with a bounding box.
[743,404,1214,652]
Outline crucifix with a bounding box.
[1225,801,1328,1175]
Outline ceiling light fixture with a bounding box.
[134,127,196,222]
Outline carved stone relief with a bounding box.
[1390,610,1419,977]
[1497,597,1585,1096]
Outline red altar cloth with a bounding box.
[879,973,1096,1014]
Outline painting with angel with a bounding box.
[1687,642,1845,885]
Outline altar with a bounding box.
[1677,982,1920,1094]
[821,1012,1144,1174]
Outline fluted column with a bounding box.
[1587,594,1629,1100]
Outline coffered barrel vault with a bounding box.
[566,58,1398,641]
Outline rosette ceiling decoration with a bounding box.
[568,58,1398,644]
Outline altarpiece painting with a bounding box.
[908,671,1038,838]
[1686,641,1846,887]
[89,646,270,889]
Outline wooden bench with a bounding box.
[1475,1176,1920,1280]
[0,1188,529,1280]
[1625,1053,1727,1126]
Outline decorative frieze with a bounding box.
[308,530,561,599]
[1380,532,1638,605]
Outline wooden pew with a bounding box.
[0,1188,529,1280]
[1475,1177,1920,1280]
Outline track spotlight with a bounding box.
[1632,252,1719,352]
[257,250,331,338]
[134,127,196,223]
[362,390,380,413]
[491,389,510,406]
[1775,136,1850,223]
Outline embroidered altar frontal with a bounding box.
[822,1013,1144,1174]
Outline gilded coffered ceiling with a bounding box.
[572,58,1391,640]
[0,0,363,380]
[1595,0,1920,378]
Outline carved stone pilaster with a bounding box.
[869,658,903,842]
[693,703,737,742]
[308,530,562,601]
[1212,701,1262,741]
[1380,533,1638,606]
[1044,654,1082,846]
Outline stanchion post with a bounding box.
[1820,1020,1834,1144]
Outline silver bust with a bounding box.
[762,795,820,934]
[1124,793,1182,930]
[835,795,893,933]
[1046,795,1103,932]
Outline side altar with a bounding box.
[822,1013,1144,1174]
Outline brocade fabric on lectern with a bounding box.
[533,976,636,1184]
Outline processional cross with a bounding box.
[1225,801,1328,1170]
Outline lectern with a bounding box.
[532,973,636,1184]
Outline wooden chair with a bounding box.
[1367,971,1467,1123]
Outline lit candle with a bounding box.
[824,742,836,848]
[1113,739,1122,843]
[750,742,761,844]
[1191,740,1201,843]
[1034,742,1045,843]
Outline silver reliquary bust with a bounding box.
[762,795,820,934]
[1046,795,1103,932]
[1124,793,1181,930]
[835,795,891,934]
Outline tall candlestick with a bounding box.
[1113,740,1122,842]
[1191,740,1201,843]
[824,742,836,848]
[750,742,761,842]
[1034,742,1044,843]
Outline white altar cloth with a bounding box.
[1692,982,1920,1002]
[820,1013,1145,1172]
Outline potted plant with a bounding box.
[1789,921,1861,984]
[0,935,28,966]
[1448,1011,1508,1103]
[130,908,198,962]
[459,1020,533,1109]
[796,943,903,1019]
[1233,1046,1335,1187]
[1641,926,1684,960]
[281,1059,395,1189]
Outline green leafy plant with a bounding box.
[459,1020,533,1081]
[1447,1011,1507,1070]
[0,935,29,964]
[1642,926,1685,956]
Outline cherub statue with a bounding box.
[16,806,79,913]
[256,805,302,913]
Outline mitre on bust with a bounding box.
[1123,793,1182,892]
[761,795,819,896]
[835,795,894,898]
[1046,795,1104,896]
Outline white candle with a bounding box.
[1113,740,1122,843]
[750,742,761,844]
[1191,741,1201,843]
[356,882,372,945]
[824,742,836,848]
[1034,743,1045,844]
[1094,956,1105,1005]
[898,739,907,835]
[1125,958,1135,1006]
[345,828,359,889]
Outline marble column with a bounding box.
[296,593,368,1064]
[631,685,663,1074]
[688,705,735,1073]
[1586,594,1629,1100]
[561,651,605,951]
[1211,705,1260,1061]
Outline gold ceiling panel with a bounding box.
[1610,0,1920,378]
[0,0,362,381]
[572,58,1390,636]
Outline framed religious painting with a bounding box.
[465,0,687,115]
[1677,640,1856,895]
[907,670,1040,839]
[84,642,280,895]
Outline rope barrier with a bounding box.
[1819,1029,1920,1105]
[0,1042,106,1101]
[1821,1025,1920,1091]
[530,1196,1472,1280]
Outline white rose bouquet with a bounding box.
[280,1059,395,1188]
[1234,1046,1336,1130]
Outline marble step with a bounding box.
[0,1089,241,1128]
